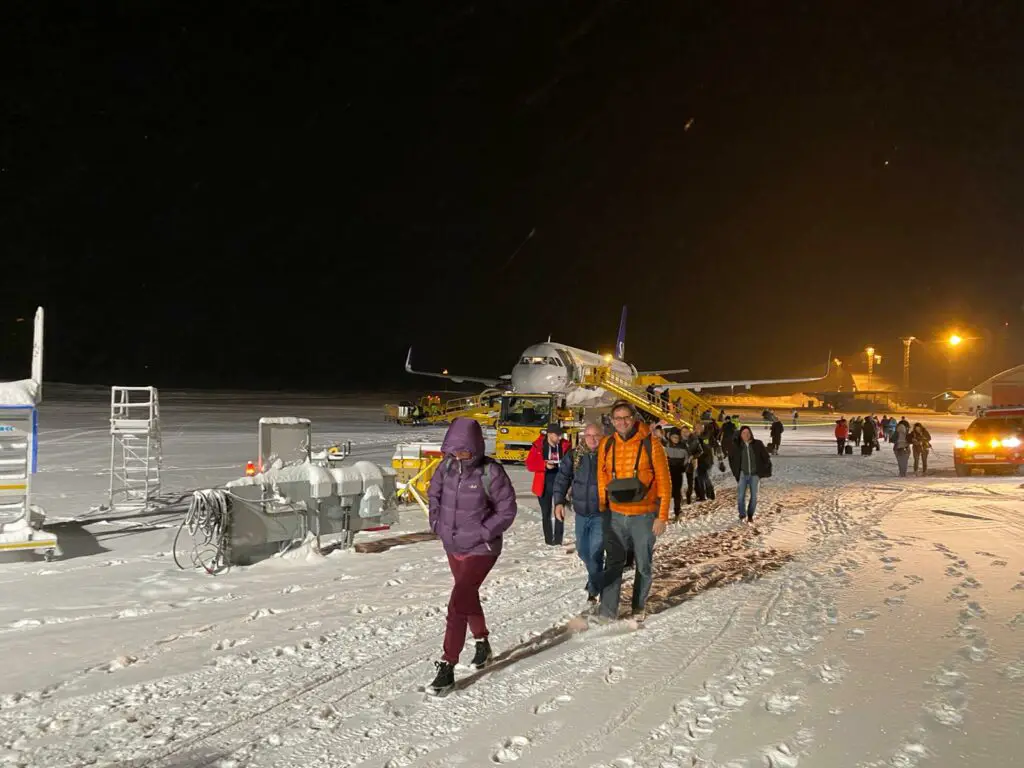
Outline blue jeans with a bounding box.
[737,472,759,520]
[575,514,605,597]
[600,511,656,618]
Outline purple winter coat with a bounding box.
[428,418,518,556]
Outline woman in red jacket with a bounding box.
[526,424,572,545]
[834,418,850,456]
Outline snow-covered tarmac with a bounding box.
[1,390,1022,768]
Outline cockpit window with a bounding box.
[519,356,562,366]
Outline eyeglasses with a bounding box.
[611,415,634,423]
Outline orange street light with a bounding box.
[948,334,963,347]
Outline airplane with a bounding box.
[0,307,44,406]
[405,306,830,408]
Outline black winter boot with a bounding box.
[427,660,455,695]
[471,639,492,670]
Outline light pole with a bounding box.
[947,333,963,389]
[865,346,875,389]
[900,336,916,391]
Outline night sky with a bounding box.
[4,1,1023,392]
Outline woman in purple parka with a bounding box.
[426,417,518,694]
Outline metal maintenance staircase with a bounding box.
[582,367,700,428]
[108,387,163,510]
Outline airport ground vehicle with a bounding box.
[954,406,1024,476]
[491,393,583,462]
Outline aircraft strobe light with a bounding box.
[1001,437,1022,449]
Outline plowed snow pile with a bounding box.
[0,391,1020,768]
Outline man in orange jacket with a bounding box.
[597,400,670,623]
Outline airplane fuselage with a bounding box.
[510,342,637,405]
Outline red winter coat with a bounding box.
[525,434,572,497]
[834,421,849,439]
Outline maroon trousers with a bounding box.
[443,553,498,664]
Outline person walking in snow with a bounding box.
[769,418,784,455]
[834,417,849,455]
[911,422,932,475]
[792,409,799,430]
[597,400,671,624]
[692,421,717,501]
[892,420,911,477]
[849,416,863,447]
[664,427,695,519]
[553,423,606,607]
[526,424,571,546]
[427,418,519,695]
[728,426,773,524]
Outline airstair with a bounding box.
[636,375,718,424]
[582,367,699,428]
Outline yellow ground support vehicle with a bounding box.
[492,393,583,462]
[385,389,503,427]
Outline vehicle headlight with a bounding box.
[990,438,1002,449]
[955,438,975,449]
[1001,437,1021,448]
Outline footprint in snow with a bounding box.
[991,560,1008,567]
[385,578,404,587]
[281,585,303,594]
[1009,612,1024,630]
[880,555,902,564]
[605,665,626,685]
[212,638,249,651]
[246,608,278,622]
[97,655,138,673]
[846,628,867,640]
[960,576,982,589]
[884,595,906,606]
[945,566,963,578]
[959,638,989,662]
[493,735,530,763]
[533,694,573,715]
[852,608,880,621]
[975,550,998,557]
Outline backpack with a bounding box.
[440,456,496,501]
[603,435,655,504]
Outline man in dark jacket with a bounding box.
[427,418,518,693]
[553,423,604,604]
[728,425,772,524]
[769,418,784,455]
[693,422,717,501]
[681,427,705,504]
[720,416,738,456]
[664,427,696,517]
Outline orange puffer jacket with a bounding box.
[597,421,671,522]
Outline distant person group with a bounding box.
[834,414,932,476]
[425,402,937,692]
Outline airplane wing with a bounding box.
[405,348,505,387]
[638,368,690,376]
[654,354,832,393]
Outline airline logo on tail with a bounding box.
[615,306,627,361]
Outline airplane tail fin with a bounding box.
[615,305,627,361]
[31,307,43,400]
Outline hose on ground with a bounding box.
[173,489,231,574]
